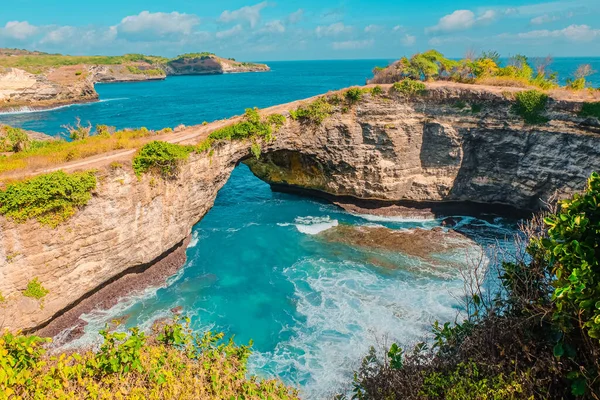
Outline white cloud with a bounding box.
[40,26,76,44]
[393,25,405,32]
[315,22,352,37]
[503,24,600,42]
[117,11,200,38]
[1,21,38,40]
[332,39,374,50]
[219,2,269,28]
[261,20,285,33]
[216,24,243,39]
[530,14,560,25]
[426,9,497,34]
[287,9,304,24]
[401,34,416,46]
[364,24,383,33]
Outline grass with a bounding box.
[0,126,175,175]
[126,66,164,76]
[392,79,427,96]
[0,53,169,74]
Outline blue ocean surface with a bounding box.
[2,58,591,397]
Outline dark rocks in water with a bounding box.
[171,306,183,315]
[441,216,462,227]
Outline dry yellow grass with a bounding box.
[0,127,173,176]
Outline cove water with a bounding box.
[0,59,552,398]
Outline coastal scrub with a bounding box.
[22,278,49,300]
[513,90,549,124]
[0,318,299,399]
[0,170,96,227]
[132,141,195,178]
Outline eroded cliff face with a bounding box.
[1,83,599,332]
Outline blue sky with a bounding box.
[1,0,599,60]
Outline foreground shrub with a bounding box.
[392,79,427,96]
[513,89,549,124]
[350,172,600,399]
[209,108,274,142]
[0,170,96,227]
[132,141,195,178]
[345,88,363,104]
[0,319,299,399]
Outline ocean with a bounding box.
[1,58,597,398]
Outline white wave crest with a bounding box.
[294,216,338,235]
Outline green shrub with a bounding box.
[23,278,49,300]
[345,88,363,104]
[370,85,383,96]
[209,108,274,142]
[513,90,549,124]
[471,103,483,113]
[580,102,600,119]
[250,142,261,159]
[0,170,96,227]
[0,319,298,399]
[541,172,600,340]
[289,98,333,125]
[0,291,5,303]
[392,79,427,96]
[267,113,286,129]
[0,126,30,152]
[132,141,195,178]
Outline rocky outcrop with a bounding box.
[0,67,98,111]
[0,53,268,111]
[1,82,599,332]
[165,54,269,75]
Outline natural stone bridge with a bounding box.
[2,82,600,333]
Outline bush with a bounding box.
[267,113,286,129]
[370,85,383,96]
[208,108,274,142]
[0,319,298,399]
[392,79,427,96]
[22,278,49,300]
[580,102,600,119]
[64,118,92,141]
[513,89,549,124]
[0,126,30,152]
[541,172,600,340]
[0,170,96,227]
[345,88,363,104]
[350,172,600,399]
[289,98,333,125]
[132,141,195,178]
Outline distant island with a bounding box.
[0,49,270,111]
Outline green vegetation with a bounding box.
[289,98,333,125]
[170,52,215,61]
[126,65,164,76]
[132,141,195,179]
[0,126,30,152]
[513,89,549,124]
[370,85,383,96]
[0,53,169,74]
[566,64,595,90]
[22,278,49,300]
[580,102,600,119]
[0,291,5,303]
[267,113,287,129]
[207,108,275,142]
[0,124,175,175]
[0,170,96,227]
[0,318,298,399]
[345,88,363,104]
[350,172,600,399]
[251,142,262,159]
[392,79,427,96]
[370,50,561,90]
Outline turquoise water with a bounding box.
[5,58,594,397]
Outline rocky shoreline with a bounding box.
[33,235,190,344]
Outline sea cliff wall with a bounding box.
[1,83,599,332]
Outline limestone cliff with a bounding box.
[1,82,599,332]
[165,54,270,75]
